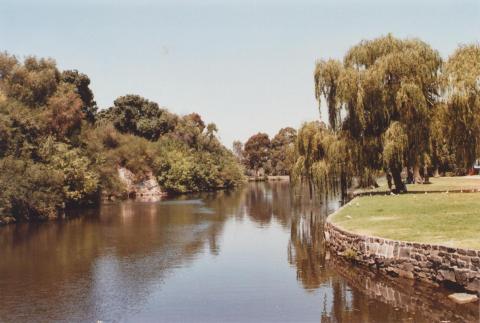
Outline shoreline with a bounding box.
[324,196,480,296]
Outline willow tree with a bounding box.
[439,44,480,171]
[292,121,352,199]
[314,35,442,192]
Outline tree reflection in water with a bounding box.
[0,182,477,322]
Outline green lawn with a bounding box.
[356,176,480,194]
[331,193,480,250]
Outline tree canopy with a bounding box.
[295,35,479,195]
[439,44,480,170]
[243,132,271,175]
[0,52,243,224]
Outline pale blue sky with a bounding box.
[1,0,479,146]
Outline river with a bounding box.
[0,182,477,322]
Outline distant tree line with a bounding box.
[293,35,480,196]
[233,127,297,177]
[0,53,243,223]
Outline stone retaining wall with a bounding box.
[328,256,480,322]
[325,219,480,295]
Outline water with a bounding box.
[0,182,478,322]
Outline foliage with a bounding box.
[239,127,297,176]
[0,52,243,223]
[292,122,352,198]
[42,83,84,138]
[243,132,271,175]
[438,44,480,170]
[99,94,177,141]
[343,248,357,261]
[313,35,446,192]
[270,127,297,175]
[0,55,59,107]
[39,138,100,204]
[61,69,97,122]
[232,140,243,162]
[0,157,64,221]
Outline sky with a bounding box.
[1,0,479,146]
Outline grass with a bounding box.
[357,176,480,194]
[331,192,480,250]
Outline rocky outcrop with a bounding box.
[117,167,165,200]
[325,219,480,295]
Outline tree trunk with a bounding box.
[340,169,347,202]
[407,168,414,184]
[308,179,313,200]
[424,165,430,184]
[386,172,393,191]
[391,167,407,193]
[413,165,423,184]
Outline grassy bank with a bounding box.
[331,192,480,250]
[356,176,480,194]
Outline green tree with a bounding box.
[440,44,480,171]
[232,140,244,162]
[270,127,297,175]
[314,34,442,192]
[100,94,176,140]
[292,122,352,199]
[0,54,59,107]
[243,133,271,176]
[42,83,84,138]
[61,69,97,122]
[0,157,64,222]
[0,50,244,224]
[38,138,100,205]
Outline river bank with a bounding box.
[325,192,480,297]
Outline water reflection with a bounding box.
[0,182,477,322]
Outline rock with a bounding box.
[466,278,480,294]
[401,262,414,272]
[454,268,470,285]
[0,216,16,225]
[448,293,478,304]
[438,269,456,283]
[398,247,411,258]
[118,167,164,200]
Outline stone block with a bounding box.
[399,247,411,258]
[397,269,414,279]
[467,249,477,257]
[448,293,478,304]
[438,269,456,283]
[466,279,480,293]
[401,262,414,272]
[454,268,470,285]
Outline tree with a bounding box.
[100,94,176,140]
[0,54,59,107]
[170,113,205,149]
[0,157,64,221]
[232,140,244,162]
[314,34,442,192]
[292,122,352,199]
[243,133,271,176]
[270,127,297,175]
[42,83,84,138]
[439,44,480,171]
[61,69,97,122]
[0,51,244,224]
